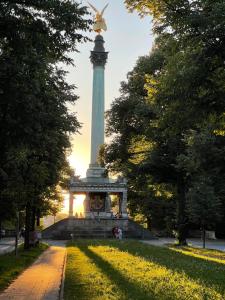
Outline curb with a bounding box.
[59,248,67,300]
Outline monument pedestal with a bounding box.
[86,164,106,179]
[70,165,128,220]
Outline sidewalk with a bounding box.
[0,242,66,300]
[142,238,225,251]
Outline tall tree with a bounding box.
[0,1,91,248]
[105,0,225,244]
[105,42,176,233]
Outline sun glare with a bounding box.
[73,194,85,217]
[62,193,85,217]
[67,154,89,178]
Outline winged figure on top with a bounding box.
[88,2,109,34]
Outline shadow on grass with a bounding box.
[111,241,225,293]
[77,244,154,300]
[70,239,225,294]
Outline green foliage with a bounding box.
[0,1,91,245]
[104,1,225,242]
[187,177,222,226]
[177,128,224,228]
[98,144,107,168]
[105,42,177,234]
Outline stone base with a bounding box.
[84,212,113,219]
[42,217,156,240]
[86,164,106,179]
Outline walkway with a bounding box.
[142,238,225,251]
[0,241,66,300]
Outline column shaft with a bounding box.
[121,191,128,218]
[69,193,74,217]
[105,193,111,213]
[84,193,90,212]
[90,66,105,165]
[84,193,91,218]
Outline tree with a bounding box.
[187,177,221,248]
[177,127,225,246]
[104,45,176,233]
[0,1,91,248]
[143,38,225,243]
[104,0,225,244]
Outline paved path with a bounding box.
[0,241,66,300]
[142,238,225,251]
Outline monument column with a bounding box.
[105,192,111,213]
[84,192,91,218]
[69,192,74,217]
[90,35,108,166]
[121,191,128,218]
[68,4,129,225]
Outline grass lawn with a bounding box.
[64,240,225,300]
[0,243,48,291]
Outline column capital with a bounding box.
[90,51,108,67]
[90,35,108,67]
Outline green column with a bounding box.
[90,35,108,166]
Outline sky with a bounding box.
[66,0,153,177]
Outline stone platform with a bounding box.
[42,217,155,240]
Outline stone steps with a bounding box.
[42,218,156,240]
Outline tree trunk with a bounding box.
[36,209,40,227]
[0,219,2,239]
[31,206,36,231]
[202,222,206,249]
[24,203,31,250]
[177,177,188,246]
[15,211,19,256]
[146,216,151,230]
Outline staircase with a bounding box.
[42,217,155,240]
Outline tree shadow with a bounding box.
[76,244,155,300]
[112,240,225,293]
[66,240,225,299]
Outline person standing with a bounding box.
[112,226,119,238]
[118,227,122,240]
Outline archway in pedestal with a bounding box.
[73,194,85,218]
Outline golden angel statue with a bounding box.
[88,2,109,34]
